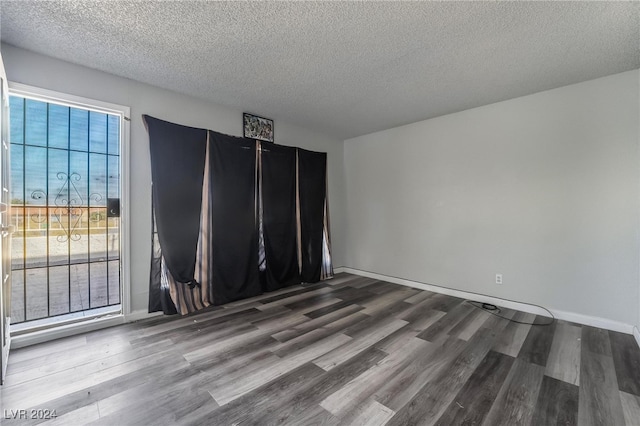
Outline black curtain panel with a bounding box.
[209,131,261,304]
[261,143,301,291]
[144,115,207,295]
[297,148,327,283]
[145,115,333,315]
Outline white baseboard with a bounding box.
[633,326,640,349]
[341,267,635,335]
[333,266,347,274]
[553,310,633,335]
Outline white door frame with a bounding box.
[7,83,131,345]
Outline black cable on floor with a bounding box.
[481,303,498,311]
[466,300,555,326]
[339,267,557,326]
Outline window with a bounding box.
[7,84,129,330]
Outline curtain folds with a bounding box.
[209,131,262,304]
[297,148,328,283]
[148,207,177,314]
[260,143,301,291]
[144,115,209,314]
[144,115,206,286]
[146,116,332,315]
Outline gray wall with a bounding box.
[344,70,640,326]
[1,44,346,313]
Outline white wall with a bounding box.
[1,44,346,314]
[345,70,640,326]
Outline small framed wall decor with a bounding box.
[243,113,274,143]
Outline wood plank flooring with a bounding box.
[1,272,640,425]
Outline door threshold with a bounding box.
[11,305,122,335]
[10,309,125,349]
[9,305,123,350]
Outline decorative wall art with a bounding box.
[243,113,274,143]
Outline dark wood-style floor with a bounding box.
[1,273,640,425]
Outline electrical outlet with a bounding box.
[496,274,503,285]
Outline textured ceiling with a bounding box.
[1,1,638,139]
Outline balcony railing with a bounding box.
[10,206,120,325]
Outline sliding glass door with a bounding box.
[0,56,11,384]
[8,91,123,330]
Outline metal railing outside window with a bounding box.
[9,95,121,325]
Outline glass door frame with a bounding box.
[8,82,131,333]
[1,53,11,384]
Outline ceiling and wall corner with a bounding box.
[1,1,638,140]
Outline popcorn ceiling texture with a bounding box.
[1,1,638,139]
